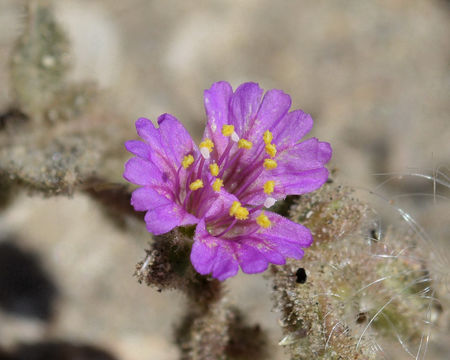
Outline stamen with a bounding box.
[200,138,214,159]
[217,140,234,166]
[229,201,249,220]
[256,211,271,228]
[212,178,223,192]
[209,163,219,176]
[263,158,277,169]
[221,124,235,137]
[200,147,210,159]
[189,179,204,191]
[264,197,276,208]
[264,180,275,194]
[182,154,194,169]
[233,166,264,198]
[265,143,277,157]
[234,206,249,220]
[229,201,241,216]
[213,218,237,238]
[199,138,214,152]
[238,138,253,149]
[231,132,240,142]
[263,130,273,145]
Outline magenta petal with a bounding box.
[247,89,291,145]
[191,241,217,276]
[262,212,313,255]
[237,244,269,274]
[237,235,286,265]
[228,214,311,268]
[131,187,171,211]
[135,118,161,146]
[190,219,218,275]
[279,167,329,196]
[192,220,239,281]
[144,211,178,235]
[273,110,313,149]
[277,138,332,172]
[125,140,151,160]
[226,212,310,268]
[242,168,329,206]
[123,157,162,186]
[132,184,198,235]
[318,141,332,164]
[260,248,286,265]
[211,246,239,281]
[203,190,238,220]
[270,239,305,260]
[133,118,180,180]
[241,168,329,205]
[243,137,331,204]
[144,202,198,235]
[157,113,196,168]
[203,81,233,155]
[230,82,264,136]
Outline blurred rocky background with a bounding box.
[0,0,449,359]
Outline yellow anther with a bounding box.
[265,143,277,158]
[229,201,241,216]
[182,154,194,169]
[189,179,204,191]
[238,138,253,149]
[221,124,235,137]
[263,158,277,170]
[229,201,249,220]
[263,130,273,145]
[212,178,223,192]
[256,211,271,228]
[199,138,214,152]
[264,180,275,195]
[209,163,219,176]
[234,206,249,220]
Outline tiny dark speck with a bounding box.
[295,268,307,284]
[356,312,367,324]
[370,229,379,241]
[162,172,169,182]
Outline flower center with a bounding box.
[179,125,279,236]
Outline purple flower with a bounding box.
[124,81,332,280]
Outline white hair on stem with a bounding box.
[352,164,450,359]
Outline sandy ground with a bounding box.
[0,1,449,359]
